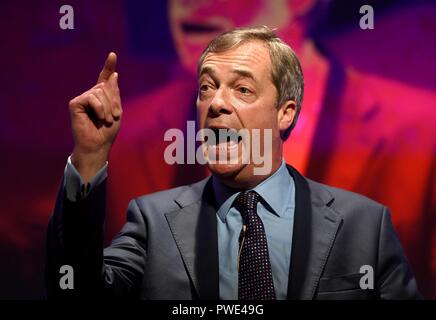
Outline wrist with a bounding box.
[71,147,109,183]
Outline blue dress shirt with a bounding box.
[213,160,295,300]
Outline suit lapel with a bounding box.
[165,178,219,299]
[286,165,343,299]
[165,166,342,300]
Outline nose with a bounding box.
[209,88,233,117]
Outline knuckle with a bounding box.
[68,97,80,109]
[89,94,101,107]
[86,91,95,99]
[94,83,104,90]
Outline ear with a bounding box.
[277,100,297,135]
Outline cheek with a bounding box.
[228,94,252,110]
[196,100,208,126]
[244,97,278,125]
[238,106,278,132]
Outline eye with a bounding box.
[200,84,210,92]
[238,87,251,95]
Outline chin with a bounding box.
[207,162,245,179]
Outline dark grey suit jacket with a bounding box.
[46,165,421,299]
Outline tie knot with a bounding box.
[234,191,261,216]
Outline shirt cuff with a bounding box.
[63,156,108,202]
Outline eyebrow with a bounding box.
[231,69,256,82]
[199,66,217,80]
[199,66,256,82]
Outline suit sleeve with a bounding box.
[64,156,108,202]
[45,179,147,299]
[376,206,422,299]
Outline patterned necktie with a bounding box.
[234,191,276,300]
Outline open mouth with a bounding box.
[206,128,243,147]
[203,124,249,165]
[181,21,224,34]
[203,127,244,164]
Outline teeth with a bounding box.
[210,140,238,150]
[208,128,240,145]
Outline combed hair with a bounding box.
[197,26,304,140]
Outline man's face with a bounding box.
[169,0,292,74]
[196,41,284,187]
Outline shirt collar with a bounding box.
[213,160,293,222]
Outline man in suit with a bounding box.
[105,4,436,299]
[46,27,420,299]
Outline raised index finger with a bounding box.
[97,52,117,84]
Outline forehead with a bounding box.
[199,41,272,81]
